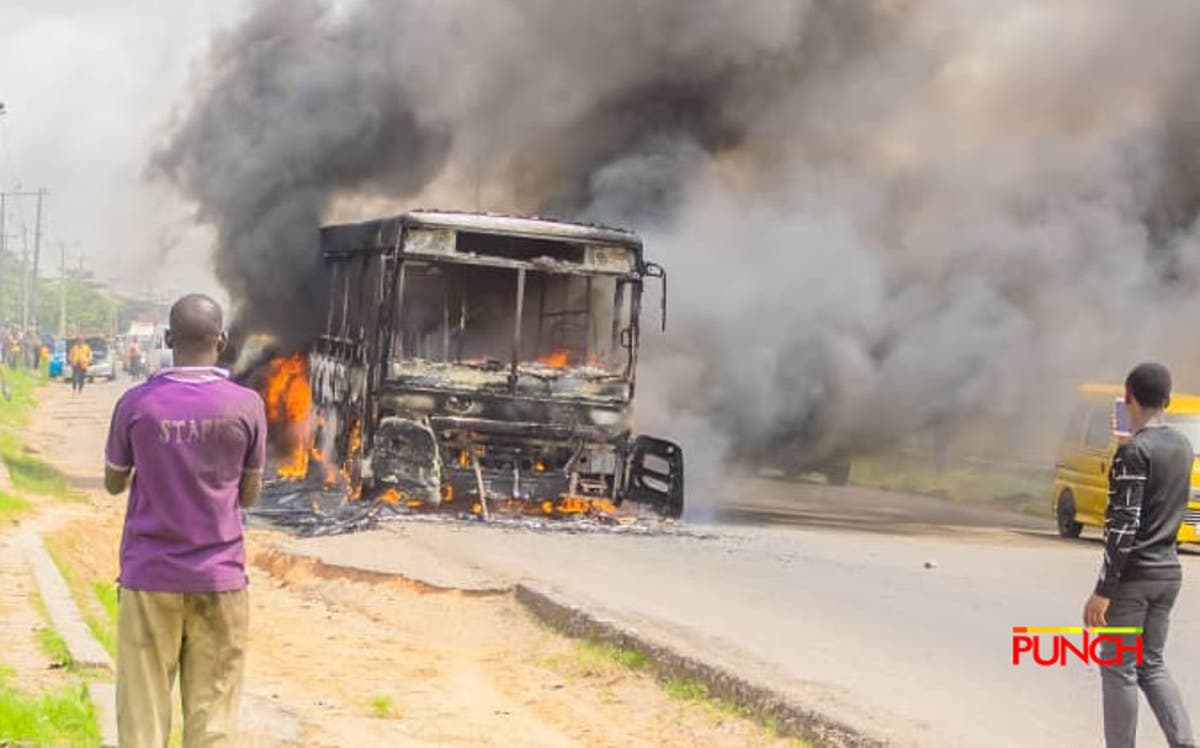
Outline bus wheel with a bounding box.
[1056,492,1083,539]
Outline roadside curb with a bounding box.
[18,527,113,669]
[514,584,887,748]
[18,526,119,747]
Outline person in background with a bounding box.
[104,294,266,747]
[68,336,91,394]
[126,339,143,381]
[7,332,20,368]
[23,329,39,369]
[1083,363,1195,748]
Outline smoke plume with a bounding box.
[152,0,1200,505]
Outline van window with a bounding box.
[1063,405,1088,444]
[1084,407,1112,450]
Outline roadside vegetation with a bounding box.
[35,623,74,670]
[43,540,119,659]
[0,665,100,747]
[0,489,31,520]
[849,451,1052,517]
[0,366,75,499]
[542,634,813,746]
[0,367,104,744]
[369,694,401,719]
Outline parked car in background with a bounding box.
[84,336,118,382]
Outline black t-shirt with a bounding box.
[1095,424,1193,597]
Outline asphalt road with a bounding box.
[289,478,1200,748]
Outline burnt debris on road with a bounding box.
[249,478,703,538]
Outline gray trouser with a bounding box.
[1100,578,1195,748]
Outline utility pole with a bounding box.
[20,225,28,329]
[2,189,47,330]
[30,188,44,332]
[57,242,66,340]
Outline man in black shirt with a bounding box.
[1083,363,1195,748]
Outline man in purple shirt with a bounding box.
[105,294,266,747]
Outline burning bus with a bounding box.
[299,210,683,519]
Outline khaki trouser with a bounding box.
[116,588,248,748]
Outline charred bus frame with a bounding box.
[309,211,683,518]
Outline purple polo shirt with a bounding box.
[105,366,267,593]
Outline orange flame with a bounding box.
[311,447,337,484]
[538,349,570,368]
[338,418,364,496]
[542,495,617,516]
[263,355,312,480]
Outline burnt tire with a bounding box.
[1056,492,1083,538]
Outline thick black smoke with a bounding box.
[154,0,1200,504]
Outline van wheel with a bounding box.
[1056,492,1083,538]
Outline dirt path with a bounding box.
[0,522,60,691]
[16,378,795,747]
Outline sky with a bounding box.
[0,0,249,306]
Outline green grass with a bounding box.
[539,632,814,745]
[85,617,116,660]
[0,433,73,499]
[663,677,711,702]
[29,586,108,680]
[540,636,652,679]
[28,586,69,670]
[0,677,100,746]
[576,638,649,671]
[93,582,118,624]
[369,695,401,719]
[42,542,118,659]
[661,677,813,746]
[0,369,102,745]
[88,582,119,656]
[0,365,41,426]
[0,489,31,519]
[35,626,73,669]
[662,676,753,721]
[0,366,76,500]
[849,452,1052,516]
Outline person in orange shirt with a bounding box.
[68,336,92,394]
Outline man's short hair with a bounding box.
[1126,362,1172,409]
[168,294,224,348]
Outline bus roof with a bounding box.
[320,210,643,258]
[1077,383,1200,414]
[404,210,642,250]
